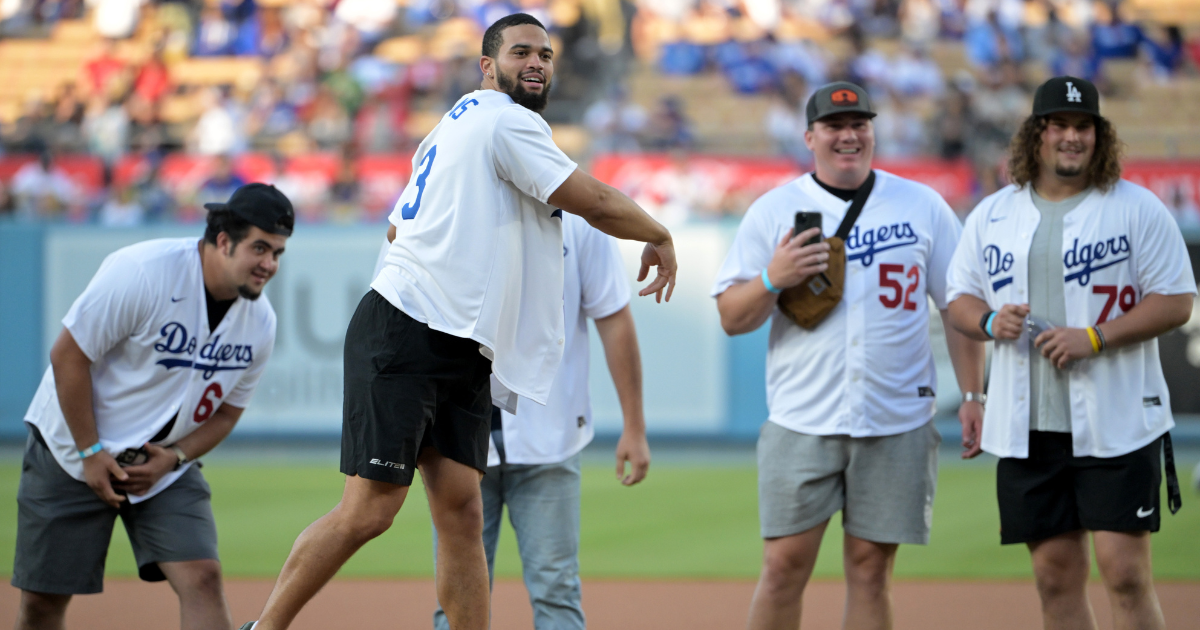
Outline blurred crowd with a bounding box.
[596,0,1199,186]
[0,0,628,222]
[0,0,1198,226]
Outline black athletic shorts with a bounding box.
[340,289,492,486]
[997,431,1162,545]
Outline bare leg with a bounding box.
[159,559,233,630]
[420,447,490,630]
[255,475,410,630]
[841,534,897,630]
[1092,531,1164,630]
[746,520,829,630]
[14,591,70,630]
[1028,530,1098,630]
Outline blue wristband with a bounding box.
[985,311,998,339]
[762,268,782,294]
[78,443,103,459]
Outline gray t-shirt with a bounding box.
[1027,187,1091,433]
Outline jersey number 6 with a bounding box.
[401,145,437,220]
[194,382,224,423]
[879,264,920,311]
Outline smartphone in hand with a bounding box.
[1025,315,1057,339]
[794,211,823,246]
[116,447,149,467]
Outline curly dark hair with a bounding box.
[1006,114,1123,192]
[481,13,546,58]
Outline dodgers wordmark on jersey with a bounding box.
[488,213,630,466]
[24,238,276,502]
[711,171,962,438]
[946,180,1197,459]
[371,90,578,411]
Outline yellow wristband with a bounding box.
[1086,327,1101,353]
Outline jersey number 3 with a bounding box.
[401,145,437,220]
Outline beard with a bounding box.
[237,284,263,300]
[1051,143,1088,178]
[496,68,551,113]
[1054,162,1085,178]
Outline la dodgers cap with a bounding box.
[204,183,295,237]
[1032,76,1100,117]
[806,81,876,125]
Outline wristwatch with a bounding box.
[171,446,190,471]
[962,392,987,406]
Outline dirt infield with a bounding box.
[2,579,1198,629]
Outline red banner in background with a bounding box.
[590,154,979,215]
[1123,161,1200,210]
[0,153,415,221]
[112,153,416,221]
[357,154,415,216]
[0,155,106,194]
[4,153,1199,222]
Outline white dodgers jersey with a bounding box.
[712,171,963,437]
[371,90,578,407]
[947,181,1197,458]
[25,238,276,501]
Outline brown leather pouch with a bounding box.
[778,237,845,329]
[774,171,875,330]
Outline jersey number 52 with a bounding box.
[879,264,920,311]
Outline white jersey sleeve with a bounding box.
[577,227,630,319]
[925,199,964,309]
[946,202,991,304]
[491,108,577,205]
[711,202,776,297]
[1131,188,1197,297]
[62,251,155,362]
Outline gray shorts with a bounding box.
[757,419,940,544]
[12,426,220,595]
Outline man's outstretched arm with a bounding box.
[549,169,677,302]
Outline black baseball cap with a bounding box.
[806,81,876,125]
[1032,76,1100,117]
[204,183,295,237]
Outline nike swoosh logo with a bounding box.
[1136,507,1154,518]
[989,217,1006,223]
[171,297,185,302]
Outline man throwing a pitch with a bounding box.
[246,13,676,630]
[946,76,1194,630]
[13,184,292,630]
[713,82,985,629]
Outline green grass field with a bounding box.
[1,458,1197,581]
